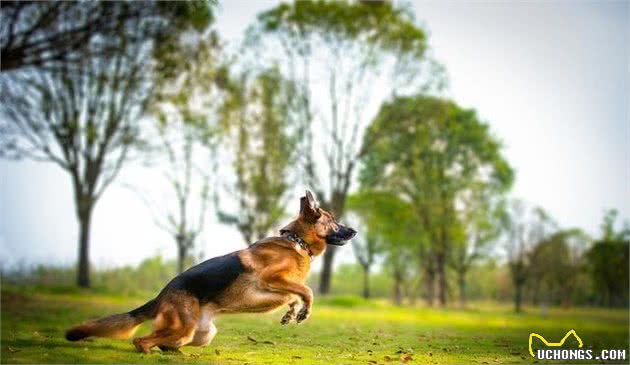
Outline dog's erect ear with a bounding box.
[300,190,321,222]
[305,190,318,208]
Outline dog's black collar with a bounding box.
[282,232,313,260]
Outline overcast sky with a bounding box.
[1,0,628,269]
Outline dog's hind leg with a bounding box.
[133,295,199,353]
[134,314,196,353]
[189,308,217,347]
[189,320,217,347]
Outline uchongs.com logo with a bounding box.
[528,329,627,361]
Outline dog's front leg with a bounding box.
[281,299,299,324]
[262,274,313,324]
[295,301,311,323]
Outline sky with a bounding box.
[1,0,628,270]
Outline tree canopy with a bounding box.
[246,0,441,294]
[360,95,513,306]
[0,1,213,73]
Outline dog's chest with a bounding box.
[215,272,293,313]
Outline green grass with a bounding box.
[1,287,627,364]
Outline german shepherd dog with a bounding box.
[65,191,356,353]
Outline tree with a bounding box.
[527,229,589,307]
[559,228,590,307]
[599,209,630,242]
[586,209,629,307]
[246,1,441,294]
[0,2,214,287]
[148,121,214,274]
[0,1,212,72]
[360,95,513,306]
[0,45,148,288]
[388,241,413,306]
[450,187,503,307]
[346,193,385,299]
[352,233,379,299]
[348,191,417,305]
[217,67,298,244]
[139,32,224,273]
[502,200,555,312]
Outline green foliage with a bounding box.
[156,1,215,31]
[347,191,418,247]
[347,191,421,303]
[586,240,629,307]
[244,0,438,213]
[316,295,381,308]
[246,0,440,293]
[599,209,630,242]
[466,259,513,302]
[501,201,557,312]
[308,264,395,299]
[2,256,177,298]
[361,95,513,192]
[0,0,217,288]
[151,1,216,82]
[586,210,630,307]
[254,1,426,58]
[217,68,298,243]
[1,0,626,324]
[359,94,513,306]
[146,28,225,272]
[527,229,590,306]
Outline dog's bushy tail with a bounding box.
[65,299,158,341]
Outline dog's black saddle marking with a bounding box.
[162,252,245,304]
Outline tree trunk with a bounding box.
[425,262,435,307]
[318,246,336,294]
[76,199,93,288]
[561,289,572,308]
[436,252,447,307]
[514,281,523,313]
[177,243,187,274]
[458,271,466,308]
[393,272,403,306]
[318,193,345,295]
[531,281,539,306]
[362,265,370,299]
[407,279,418,305]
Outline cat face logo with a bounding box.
[528,329,584,357]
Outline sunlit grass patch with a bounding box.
[2,289,627,364]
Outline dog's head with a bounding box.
[280,190,356,255]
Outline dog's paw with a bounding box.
[296,307,310,323]
[133,338,150,354]
[158,345,182,353]
[280,311,295,325]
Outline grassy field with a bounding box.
[1,287,627,364]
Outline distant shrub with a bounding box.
[308,263,394,299]
[317,295,380,308]
[2,256,177,298]
[2,256,529,306]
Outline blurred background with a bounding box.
[1,0,628,315]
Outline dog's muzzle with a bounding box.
[326,226,356,246]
